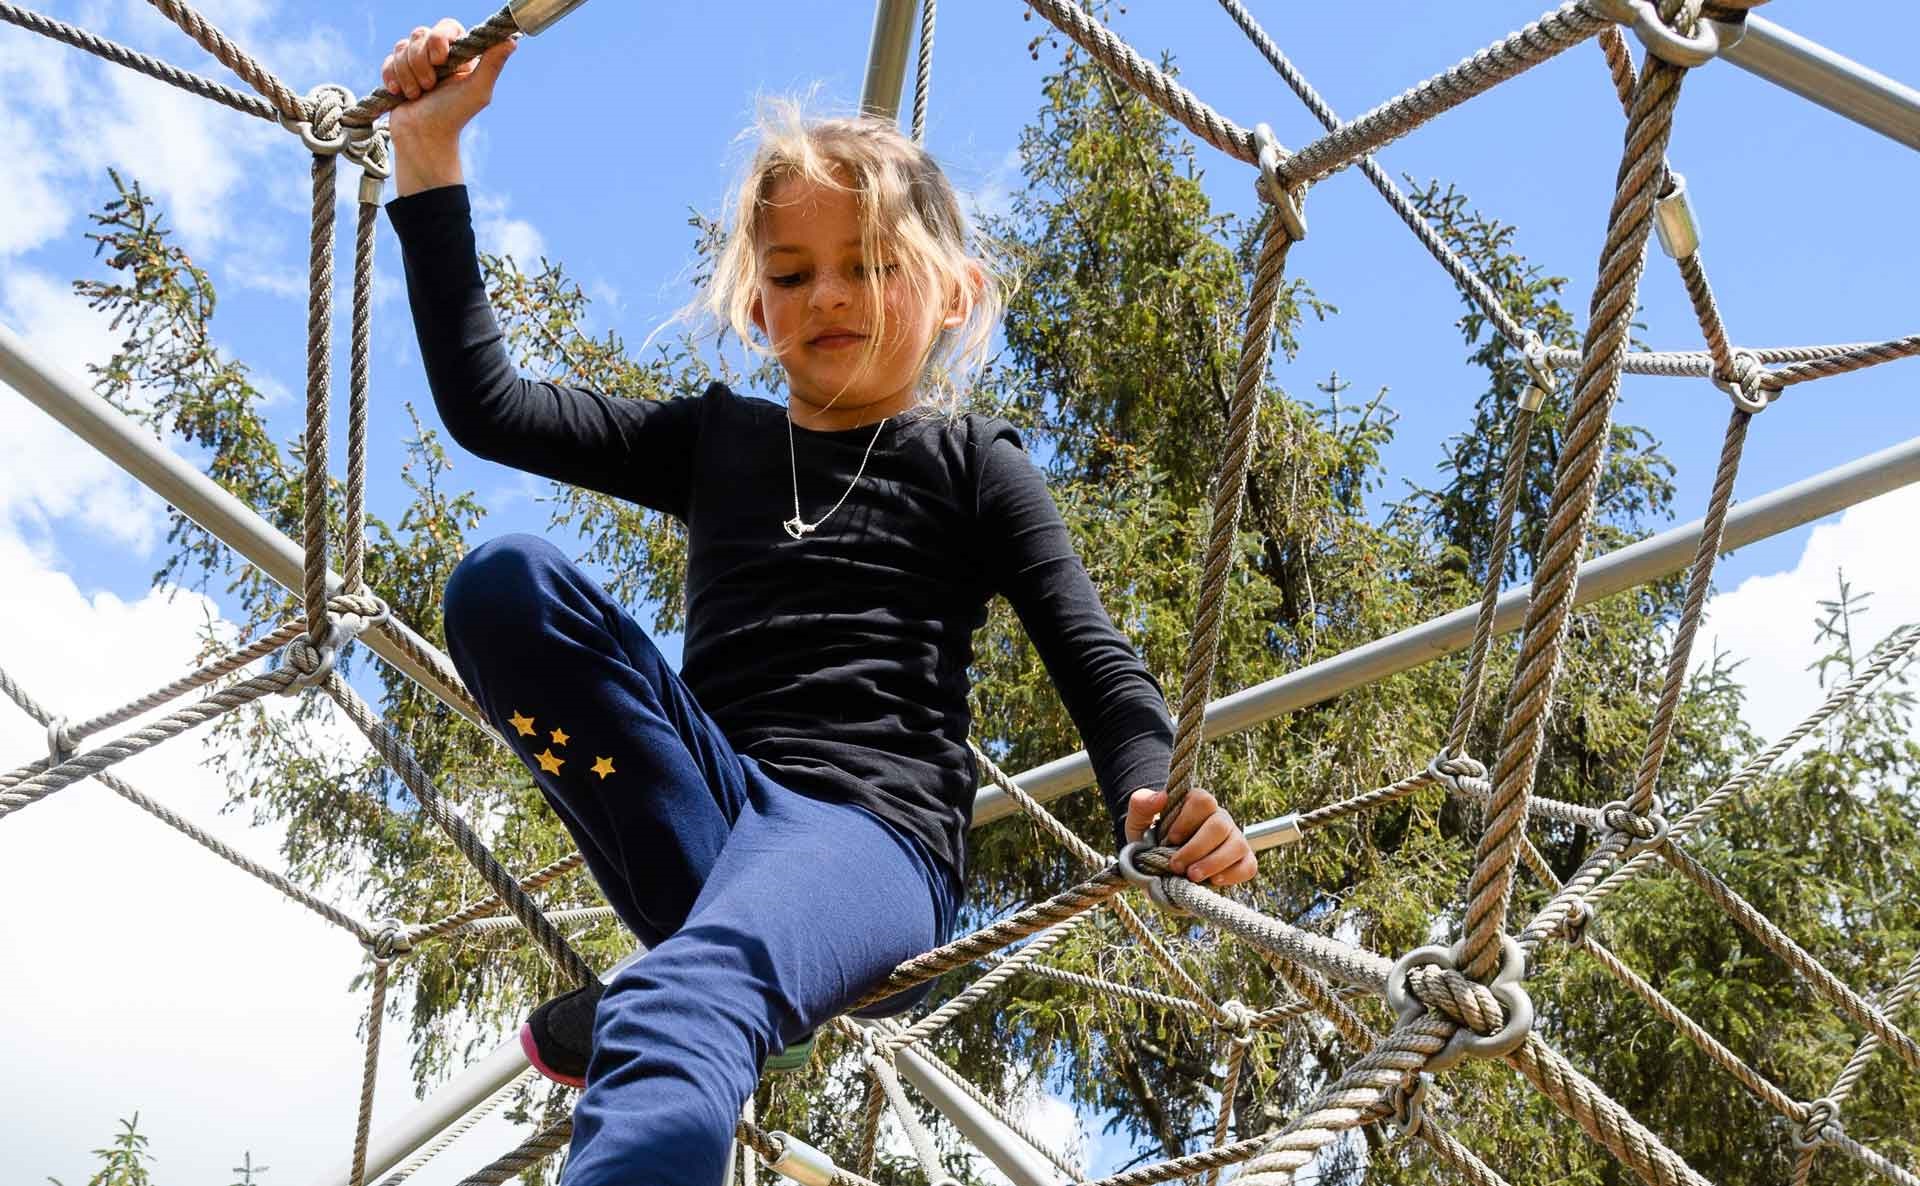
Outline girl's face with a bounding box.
[749,173,961,429]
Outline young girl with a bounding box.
[381,19,1256,1185]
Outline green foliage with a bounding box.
[50,1114,155,1186]
[66,32,1919,1186]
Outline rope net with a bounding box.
[3,0,1918,1183]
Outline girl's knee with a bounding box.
[443,533,564,641]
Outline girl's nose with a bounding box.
[810,269,853,311]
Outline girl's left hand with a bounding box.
[1124,786,1258,888]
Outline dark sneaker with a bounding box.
[519,980,604,1088]
[763,1029,817,1075]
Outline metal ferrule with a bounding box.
[1246,813,1302,853]
[1653,173,1701,259]
[761,1132,837,1186]
[509,0,590,36]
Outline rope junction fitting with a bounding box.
[2,1,1919,1184]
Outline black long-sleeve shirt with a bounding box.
[387,184,1173,888]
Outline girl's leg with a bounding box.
[442,533,754,946]
[562,778,956,1186]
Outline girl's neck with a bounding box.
[788,387,923,432]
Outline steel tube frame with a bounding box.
[0,323,491,735]
[968,430,1920,827]
[860,0,918,121]
[1721,16,1920,152]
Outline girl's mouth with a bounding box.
[809,332,866,350]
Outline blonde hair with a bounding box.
[694,97,1006,418]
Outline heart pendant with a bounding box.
[783,516,814,540]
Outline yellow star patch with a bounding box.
[535,748,565,775]
[550,727,570,746]
[591,756,616,780]
[508,711,536,737]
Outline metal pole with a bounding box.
[969,431,1920,827]
[0,323,490,735]
[891,1040,1066,1186]
[860,0,918,121]
[1721,16,1920,152]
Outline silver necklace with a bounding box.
[784,410,889,540]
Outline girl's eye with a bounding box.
[769,272,807,288]
[852,263,901,280]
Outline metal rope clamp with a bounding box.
[1595,0,1731,68]
[45,715,77,768]
[1790,1096,1843,1151]
[1385,934,1535,1073]
[1252,123,1307,243]
[1388,1071,1430,1140]
[1518,332,1554,412]
[1219,998,1258,1048]
[1116,840,1179,913]
[279,82,355,156]
[759,1131,837,1186]
[1427,751,1490,803]
[365,917,414,961]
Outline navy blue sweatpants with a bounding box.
[443,534,959,1186]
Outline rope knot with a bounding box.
[1713,348,1772,413]
[1219,998,1258,1044]
[364,918,414,961]
[327,590,392,633]
[1251,122,1307,242]
[1426,752,1490,806]
[276,634,337,695]
[1791,1096,1843,1151]
[1384,935,1534,1073]
[45,715,77,767]
[1599,799,1669,849]
[1555,897,1595,945]
[279,82,355,155]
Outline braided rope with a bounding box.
[971,741,1237,1024]
[1213,0,1533,353]
[301,150,336,645]
[1023,0,1257,164]
[1796,946,1920,1186]
[339,8,521,129]
[0,667,297,814]
[1628,406,1751,812]
[1162,211,1298,831]
[910,0,935,143]
[375,1070,538,1185]
[141,0,304,120]
[1465,17,1694,980]
[0,2,276,119]
[323,674,598,988]
[1658,840,1920,1073]
[406,851,586,945]
[347,958,390,1186]
[450,1114,572,1186]
[1580,624,1920,914]
[1277,0,1615,186]
[345,190,377,592]
[886,912,1093,1050]
[1763,334,1920,389]
[864,1048,950,1185]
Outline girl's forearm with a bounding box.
[393,130,465,197]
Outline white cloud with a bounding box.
[1695,483,1920,744]
[472,191,547,269]
[0,268,162,554]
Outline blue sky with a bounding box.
[2,2,1918,1183]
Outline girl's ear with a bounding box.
[942,261,984,331]
[749,293,766,338]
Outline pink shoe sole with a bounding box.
[519,1021,587,1089]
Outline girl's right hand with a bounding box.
[382,18,517,146]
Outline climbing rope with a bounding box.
[3,0,1918,1183]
